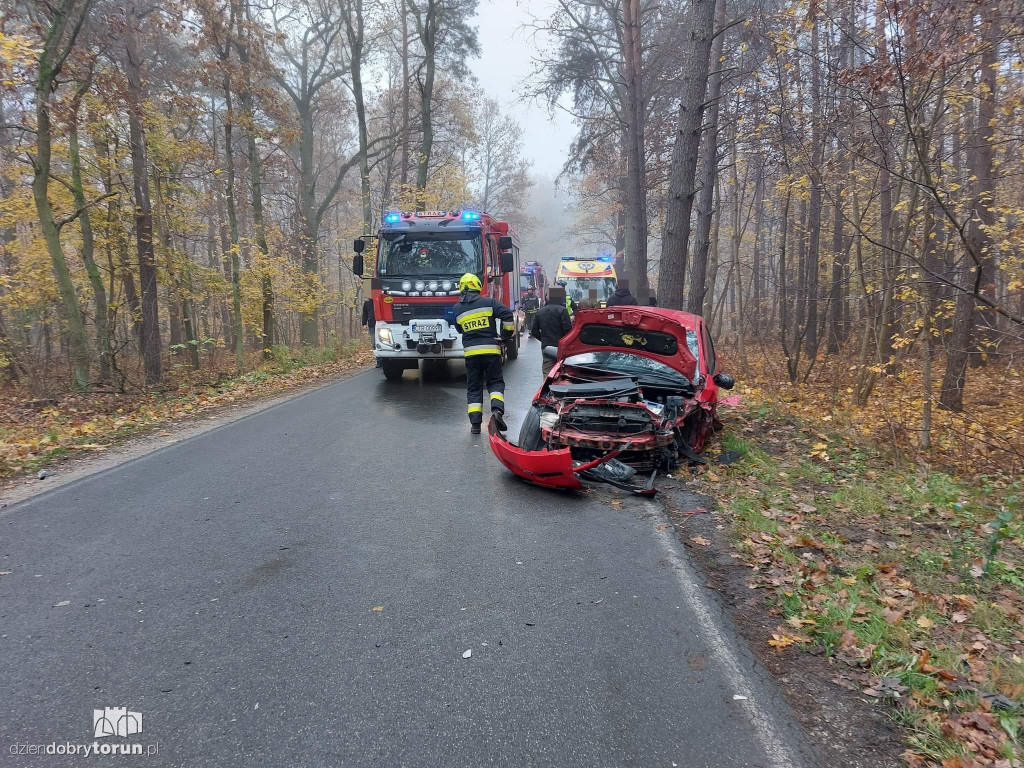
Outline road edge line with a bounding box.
[645,499,812,767]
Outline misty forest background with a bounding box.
[2,0,1024,470]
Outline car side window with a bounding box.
[701,323,717,375]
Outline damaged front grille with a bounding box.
[559,404,654,437]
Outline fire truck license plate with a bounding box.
[412,321,442,334]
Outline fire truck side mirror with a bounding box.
[498,236,513,251]
[353,238,366,253]
[352,253,364,277]
[500,251,514,274]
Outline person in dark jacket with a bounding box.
[453,273,515,434]
[606,279,639,307]
[531,287,573,375]
[361,298,375,339]
[361,298,382,367]
[648,294,658,306]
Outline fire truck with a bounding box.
[353,210,524,381]
[556,254,618,307]
[519,261,548,303]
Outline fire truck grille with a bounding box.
[391,303,453,322]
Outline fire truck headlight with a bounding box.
[414,280,426,292]
[377,327,394,345]
[428,280,439,291]
[441,280,453,291]
[401,280,412,292]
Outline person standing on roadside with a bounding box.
[453,273,515,435]
[361,297,375,341]
[531,286,573,376]
[606,279,639,307]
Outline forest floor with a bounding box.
[0,342,373,484]
[666,354,1024,768]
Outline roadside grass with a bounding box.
[699,394,1024,768]
[0,343,372,481]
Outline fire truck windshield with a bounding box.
[519,273,536,292]
[379,232,482,277]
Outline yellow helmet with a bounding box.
[459,273,482,292]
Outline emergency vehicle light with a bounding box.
[384,212,401,223]
[599,255,612,261]
[461,210,481,221]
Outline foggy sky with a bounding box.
[471,0,577,175]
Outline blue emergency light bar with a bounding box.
[383,211,401,223]
[461,210,481,221]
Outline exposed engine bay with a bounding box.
[523,359,713,472]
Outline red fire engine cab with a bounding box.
[520,261,548,304]
[353,210,524,381]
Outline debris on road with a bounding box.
[37,469,54,480]
[462,649,472,659]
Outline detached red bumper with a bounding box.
[488,417,656,495]
[488,418,583,490]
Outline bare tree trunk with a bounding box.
[68,82,111,383]
[412,0,438,203]
[126,0,162,385]
[687,0,726,316]
[31,0,93,390]
[804,20,823,359]
[400,2,410,188]
[221,72,245,370]
[658,0,717,309]
[236,8,274,357]
[622,0,649,298]
[940,10,999,410]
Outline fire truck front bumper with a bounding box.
[373,321,465,359]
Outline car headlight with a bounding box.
[428,280,439,291]
[414,280,426,291]
[401,280,412,292]
[377,327,394,344]
[441,280,453,291]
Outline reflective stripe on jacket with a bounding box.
[453,291,515,354]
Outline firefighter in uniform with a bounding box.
[454,273,516,435]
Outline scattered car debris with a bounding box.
[462,648,472,659]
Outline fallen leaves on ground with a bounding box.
[692,389,1024,768]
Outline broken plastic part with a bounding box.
[489,416,656,495]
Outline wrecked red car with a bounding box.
[490,306,734,493]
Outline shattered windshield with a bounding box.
[379,232,482,276]
[564,351,690,386]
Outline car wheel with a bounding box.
[518,405,545,451]
[381,360,405,381]
[507,328,520,360]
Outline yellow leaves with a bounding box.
[768,633,809,650]
[808,442,830,461]
[916,615,934,630]
[690,535,712,546]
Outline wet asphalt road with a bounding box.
[0,335,814,767]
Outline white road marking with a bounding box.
[645,500,806,768]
